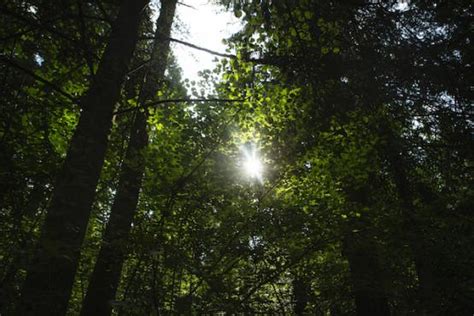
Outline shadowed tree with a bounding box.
[18,0,150,314]
[80,1,178,315]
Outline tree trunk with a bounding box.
[384,134,437,314]
[292,274,310,315]
[343,187,391,316]
[18,1,149,314]
[80,110,148,316]
[344,227,391,316]
[80,1,177,315]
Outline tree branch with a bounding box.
[0,55,78,103]
[140,36,282,66]
[177,2,196,9]
[141,36,236,59]
[0,4,100,61]
[113,98,245,115]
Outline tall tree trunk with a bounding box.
[343,189,391,316]
[80,1,177,315]
[18,1,149,314]
[292,274,310,315]
[383,131,437,314]
[344,226,391,316]
[79,110,148,316]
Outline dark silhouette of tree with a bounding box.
[16,0,149,314]
[80,1,177,315]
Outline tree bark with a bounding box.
[292,274,310,315]
[79,110,148,316]
[344,227,391,316]
[383,131,437,314]
[80,1,177,315]
[343,188,391,316]
[18,0,149,314]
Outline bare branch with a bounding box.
[140,36,281,65]
[113,98,245,115]
[177,2,196,9]
[141,36,236,59]
[0,55,78,103]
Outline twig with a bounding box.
[140,36,280,65]
[0,55,78,103]
[177,2,196,9]
[113,98,245,115]
[141,36,236,59]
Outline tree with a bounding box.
[80,1,178,315]
[17,0,149,314]
[218,0,472,313]
[0,0,471,314]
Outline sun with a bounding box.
[241,143,263,182]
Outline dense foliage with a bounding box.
[0,0,472,315]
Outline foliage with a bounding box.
[1,0,472,315]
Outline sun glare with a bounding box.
[242,144,263,182]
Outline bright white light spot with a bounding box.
[244,154,263,178]
[27,5,38,14]
[241,143,263,182]
[393,0,410,11]
[34,53,44,66]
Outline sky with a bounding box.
[170,0,242,82]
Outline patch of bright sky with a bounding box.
[27,5,38,14]
[393,1,410,11]
[34,53,44,66]
[171,0,242,83]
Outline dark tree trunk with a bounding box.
[79,110,148,316]
[393,166,436,312]
[344,227,391,316]
[0,182,46,314]
[292,275,310,315]
[18,0,149,314]
[80,1,177,315]
[343,187,391,316]
[383,133,438,314]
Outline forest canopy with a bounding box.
[0,0,472,315]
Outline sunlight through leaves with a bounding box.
[241,142,263,182]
